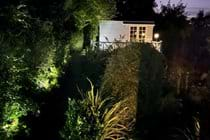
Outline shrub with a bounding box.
[138,44,166,116]
[60,98,91,140]
[0,100,36,139]
[101,44,140,121]
[69,31,84,51]
[101,43,166,122]
[33,47,60,91]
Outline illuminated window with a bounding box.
[139,27,146,42]
[130,26,137,42]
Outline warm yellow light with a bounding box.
[154,33,159,39]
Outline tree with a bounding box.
[0,1,63,138]
[115,0,156,20]
[155,1,189,59]
[64,0,115,50]
[190,11,210,56]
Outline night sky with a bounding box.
[156,0,210,16]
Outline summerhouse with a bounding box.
[98,20,161,51]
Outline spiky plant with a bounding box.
[84,79,129,140]
[61,79,130,140]
[99,101,129,140]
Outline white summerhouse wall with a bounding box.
[99,20,155,43]
[99,20,130,42]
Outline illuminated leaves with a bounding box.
[0,100,35,139]
[64,0,115,30]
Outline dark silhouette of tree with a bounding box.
[115,0,156,20]
[191,11,210,46]
[155,1,189,59]
[188,11,210,72]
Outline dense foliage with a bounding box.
[115,0,156,20]
[0,0,210,139]
[101,44,166,127]
[155,1,189,59]
[154,2,210,139]
[101,44,140,121]
[0,0,115,139]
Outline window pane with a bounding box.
[139,26,146,42]
[130,26,137,42]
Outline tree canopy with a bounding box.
[115,0,156,20]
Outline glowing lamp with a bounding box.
[154,33,159,40]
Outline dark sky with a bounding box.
[156,0,210,16]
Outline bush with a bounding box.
[138,44,166,116]
[33,47,60,91]
[69,31,84,52]
[0,100,36,139]
[101,43,166,122]
[101,44,140,120]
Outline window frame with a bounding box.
[129,25,147,42]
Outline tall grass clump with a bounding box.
[60,80,129,140]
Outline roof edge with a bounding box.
[123,21,155,24]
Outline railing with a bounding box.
[152,41,162,52]
[91,41,162,52]
[92,41,131,50]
